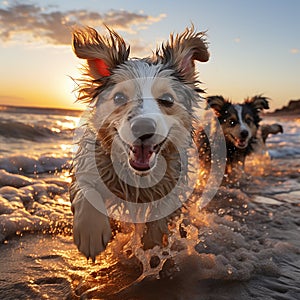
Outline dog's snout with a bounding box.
[131,118,157,140]
[240,130,249,139]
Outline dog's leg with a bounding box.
[71,188,112,261]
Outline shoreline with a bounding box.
[0,156,299,299]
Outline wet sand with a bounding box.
[0,158,299,300]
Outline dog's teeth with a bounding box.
[129,149,135,160]
[149,152,156,165]
[131,147,137,154]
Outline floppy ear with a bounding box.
[161,26,209,81]
[247,95,270,111]
[206,95,227,114]
[72,26,130,79]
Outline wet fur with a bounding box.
[195,95,269,185]
[70,26,209,260]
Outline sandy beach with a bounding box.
[0,156,299,300]
[0,107,299,299]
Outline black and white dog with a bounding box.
[195,95,270,185]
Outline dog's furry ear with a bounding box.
[161,26,209,81]
[206,95,226,114]
[72,26,130,79]
[247,95,270,111]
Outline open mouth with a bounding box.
[234,137,248,149]
[128,138,166,172]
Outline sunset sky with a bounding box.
[0,0,299,111]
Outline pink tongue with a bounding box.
[130,145,154,171]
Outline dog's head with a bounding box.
[73,26,209,175]
[207,95,269,149]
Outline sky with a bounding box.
[0,0,299,111]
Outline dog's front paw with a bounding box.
[72,189,112,261]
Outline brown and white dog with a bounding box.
[70,26,209,260]
[195,95,269,185]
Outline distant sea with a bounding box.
[1,105,299,170]
[0,104,82,167]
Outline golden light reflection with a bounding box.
[60,170,72,183]
[56,117,79,130]
[245,151,271,176]
[51,127,61,133]
[60,144,72,152]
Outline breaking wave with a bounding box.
[0,119,72,142]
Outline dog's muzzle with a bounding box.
[128,117,164,172]
[232,130,250,149]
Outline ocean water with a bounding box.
[0,105,299,299]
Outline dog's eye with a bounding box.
[245,118,253,124]
[113,92,128,105]
[229,119,237,127]
[157,93,174,107]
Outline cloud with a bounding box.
[234,37,241,43]
[0,3,166,45]
[290,48,299,54]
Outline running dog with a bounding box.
[70,26,209,260]
[195,95,269,185]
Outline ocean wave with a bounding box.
[0,119,73,141]
[0,155,70,174]
[0,104,82,116]
[269,147,300,158]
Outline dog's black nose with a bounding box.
[131,117,157,141]
[240,130,249,139]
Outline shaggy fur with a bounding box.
[70,26,209,260]
[195,95,269,185]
